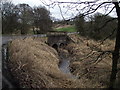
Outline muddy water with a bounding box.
[59,59,77,79]
[59,59,70,74]
[58,50,77,79]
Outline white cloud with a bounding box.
[12,0,79,20]
[11,0,117,20]
[12,0,43,7]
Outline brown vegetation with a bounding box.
[7,35,120,88]
[7,37,82,88]
[66,34,120,88]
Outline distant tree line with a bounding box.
[2,1,52,34]
[75,13,117,40]
[2,1,117,39]
[52,12,117,40]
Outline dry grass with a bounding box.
[66,34,117,88]
[7,37,82,88]
[7,35,120,88]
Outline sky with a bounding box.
[12,0,81,20]
[12,0,117,20]
[12,0,43,7]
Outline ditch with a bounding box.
[2,38,76,88]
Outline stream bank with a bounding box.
[2,34,120,88]
[2,44,19,88]
[2,37,81,88]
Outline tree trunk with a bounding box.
[109,2,120,88]
[33,27,36,34]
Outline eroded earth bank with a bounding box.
[3,35,120,88]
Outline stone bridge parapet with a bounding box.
[47,31,70,50]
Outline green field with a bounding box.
[56,26,76,32]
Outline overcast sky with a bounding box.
[12,0,81,20]
[12,0,43,7]
[12,0,117,20]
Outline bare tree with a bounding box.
[15,3,33,34]
[40,0,120,88]
[2,1,19,34]
[33,6,52,34]
[109,1,120,88]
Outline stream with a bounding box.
[2,35,76,88]
[58,52,76,79]
[59,60,76,79]
[59,59,71,74]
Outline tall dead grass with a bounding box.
[7,37,82,88]
[7,35,119,88]
[66,34,116,88]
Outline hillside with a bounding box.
[67,34,120,88]
[6,35,120,88]
[7,37,82,88]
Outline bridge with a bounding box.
[47,31,73,50]
[2,32,79,49]
[2,31,78,88]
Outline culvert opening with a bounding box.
[52,44,58,50]
[59,43,65,48]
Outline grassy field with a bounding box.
[56,26,76,32]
